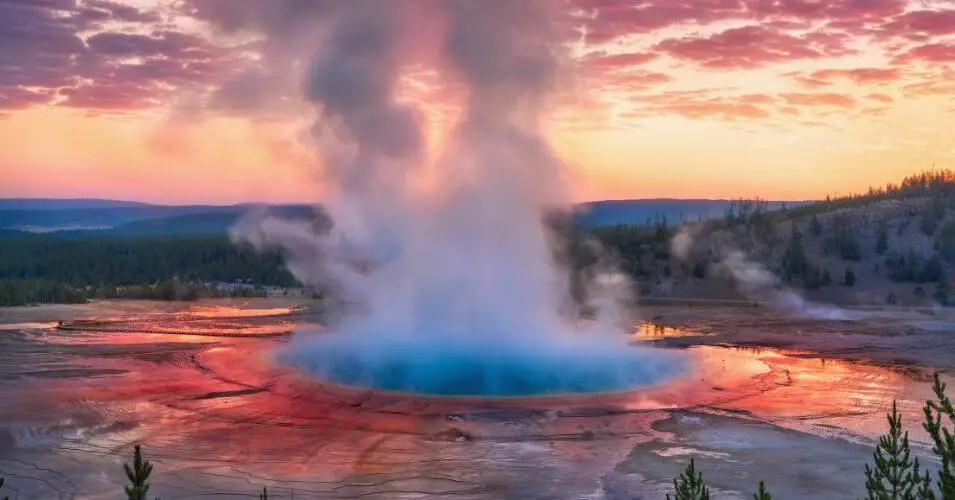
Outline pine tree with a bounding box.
[811,214,823,236]
[823,268,833,286]
[923,211,940,237]
[935,275,950,307]
[846,267,857,287]
[124,444,154,500]
[753,480,771,500]
[923,373,955,499]
[863,400,933,499]
[259,487,269,499]
[878,220,890,254]
[805,265,823,290]
[1,476,8,500]
[834,216,862,260]
[667,458,711,500]
[908,250,919,281]
[784,225,808,281]
[933,196,947,221]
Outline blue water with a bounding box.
[281,333,686,397]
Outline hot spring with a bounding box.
[278,328,685,397]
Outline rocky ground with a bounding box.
[0,298,952,499]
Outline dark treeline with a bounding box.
[589,222,674,279]
[788,169,955,219]
[0,278,90,306]
[0,233,296,306]
[0,233,296,286]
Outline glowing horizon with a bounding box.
[1,0,954,204]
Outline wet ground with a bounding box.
[0,299,952,499]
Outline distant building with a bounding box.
[284,286,315,297]
[215,280,257,294]
[211,281,315,298]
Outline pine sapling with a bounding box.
[753,480,771,500]
[667,458,711,500]
[863,400,933,499]
[918,474,937,500]
[923,373,955,499]
[124,444,154,500]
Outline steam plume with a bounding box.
[230,0,683,396]
[670,225,858,321]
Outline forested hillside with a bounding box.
[0,233,296,306]
[592,170,955,306]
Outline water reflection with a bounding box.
[1,303,948,487]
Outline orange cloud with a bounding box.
[780,92,856,108]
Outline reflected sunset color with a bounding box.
[3,299,952,497]
[9,306,941,456]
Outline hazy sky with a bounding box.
[1,0,954,204]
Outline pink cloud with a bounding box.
[739,94,775,104]
[576,0,908,46]
[581,51,659,69]
[784,71,830,88]
[901,80,955,97]
[658,101,771,120]
[894,43,955,64]
[879,9,955,39]
[629,90,776,121]
[579,51,672,94]
[576,0,749,44]
[0,0,239,112]
[656,26,854,69]
[0,0,930,120]
[780,92,856,108]
[866,93,893,103]
[810,67,901,85]
[745,0,906,22]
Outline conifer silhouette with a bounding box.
[753,480,771,500]
[124,444,154,500]
[923,373,955,499]
[667,458,710,500]
[863,400,932,499]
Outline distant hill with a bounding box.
[106,212,243,236]
[108,205,318,236]
[0,198,152,211]
[574,199,809,227]
[0,204,247,233]
[0,197,810,234]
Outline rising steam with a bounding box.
[231,0,683,396]
[670,225,859,321]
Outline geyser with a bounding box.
[233,0,685,396]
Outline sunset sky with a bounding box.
[2,0,954,204]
